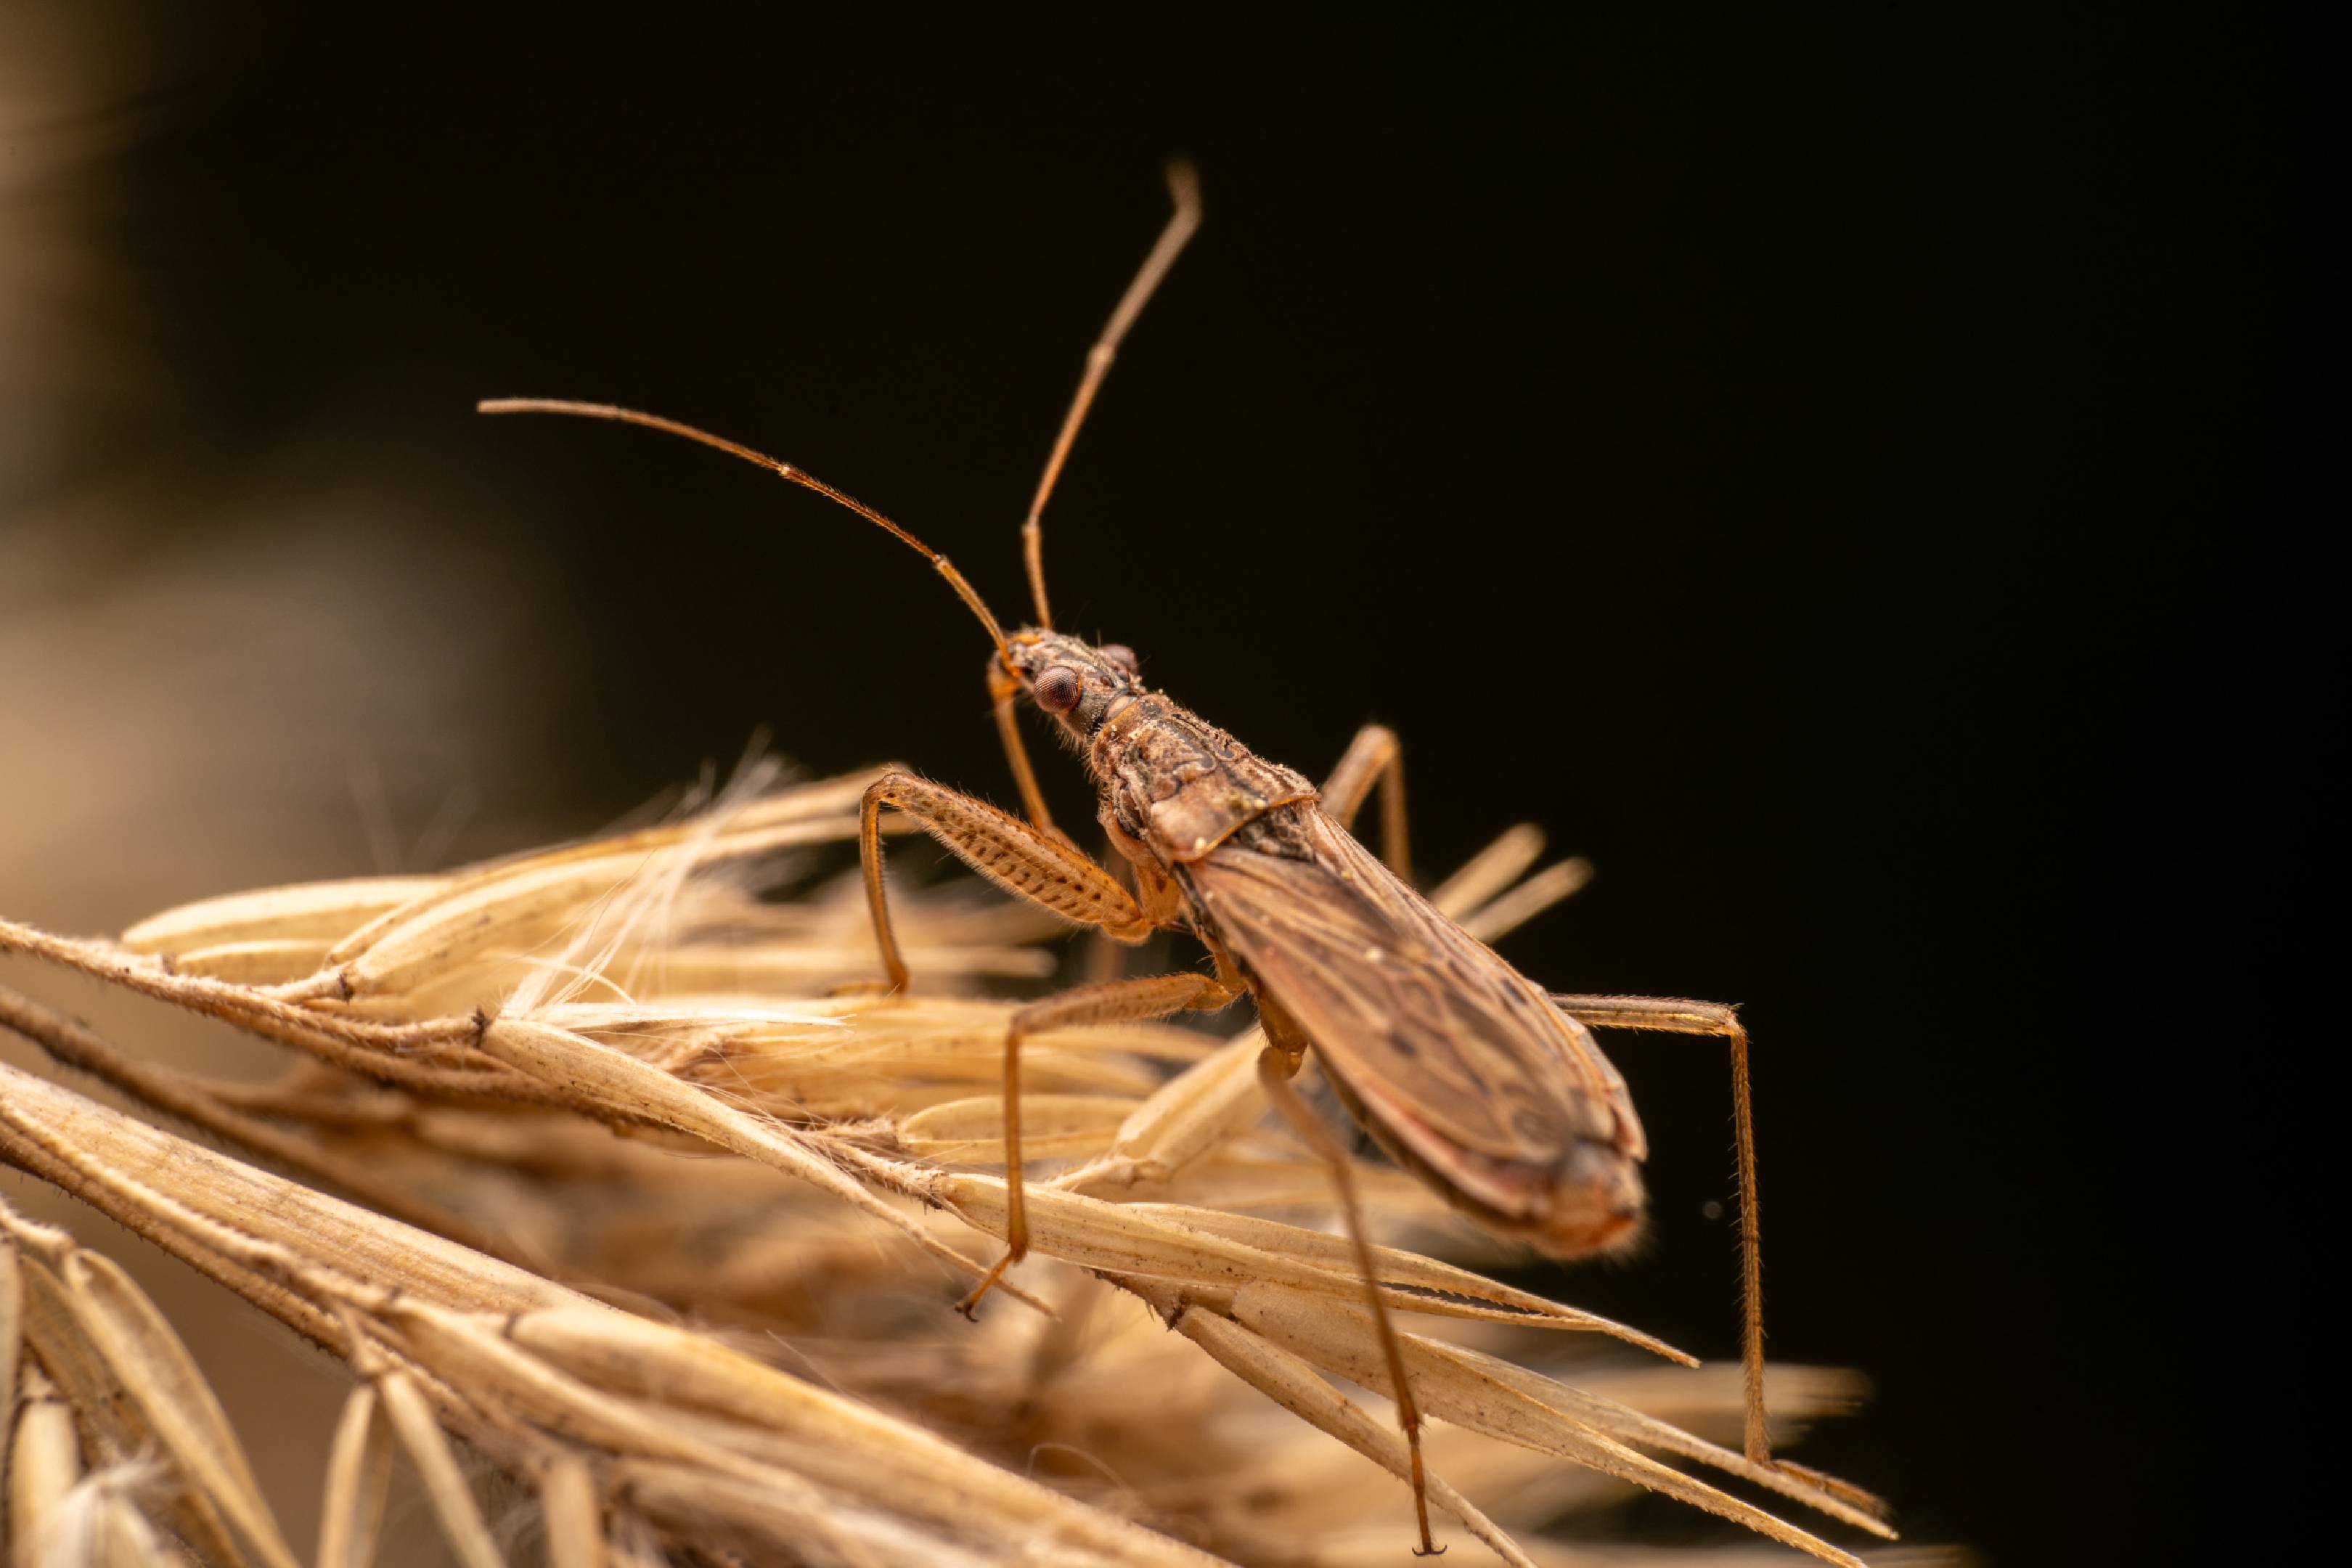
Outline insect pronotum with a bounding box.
[483,162,1844,1551]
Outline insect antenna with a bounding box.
[478,398,1010,656]
[1019,158,1202,630]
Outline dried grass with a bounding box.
[2,765,1918,1566]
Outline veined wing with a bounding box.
[1183,805,1646,1193]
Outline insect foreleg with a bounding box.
[958,969,1244,1316]
[858,770,1152,992]
[989,663,1063,838]
[1321,723,1410,879]
[1551,992,1774,1471]
[1254,1036,1443,1557]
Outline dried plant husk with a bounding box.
[0,767,1918,1567]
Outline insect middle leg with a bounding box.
[857,772,1238,1301]
[1253,1025,1444,1557]
[1325,727,1594,944]
[1321,722,1410,878]
[958,967,1244,1315]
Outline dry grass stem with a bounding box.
[314,1386,394,1568]
[1,767,1910,1565]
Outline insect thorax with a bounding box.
[1092,694,1316,865]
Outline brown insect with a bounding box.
[483,163,1813,1551]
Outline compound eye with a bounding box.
[1098,643,1138,677]
[1034,666,1083,714]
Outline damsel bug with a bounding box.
[484,163,1846,1551]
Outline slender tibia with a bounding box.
[1257,1045,1444,1556]
[1551,992,1771,1469]
[957,969,1241,1316]
[989,663,1058,834]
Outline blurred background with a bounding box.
[0,4,2314,1562]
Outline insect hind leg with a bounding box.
[1551,995,1771,1458]
[1547,990,1882,1519]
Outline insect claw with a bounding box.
[1402,1438,1442,1556]
[1767,1458,1894,1522]
[955,1251,1017,1318]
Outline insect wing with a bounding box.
[1185,809,1646,1188]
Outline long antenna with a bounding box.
[478,398,1010,655]
[1021,159,1203,630]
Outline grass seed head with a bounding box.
[0,767,1914,1565]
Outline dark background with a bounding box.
[16,7,2318,1563]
